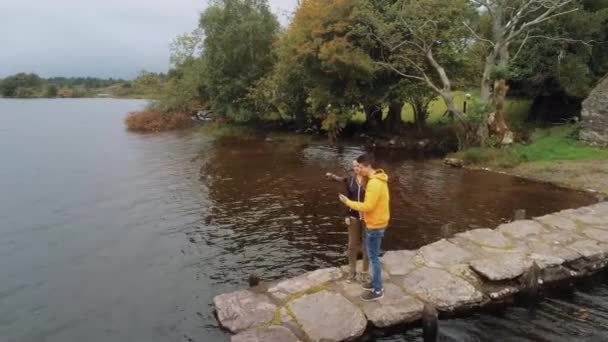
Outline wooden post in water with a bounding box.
[514,209,526,221]
[422,303,438,342]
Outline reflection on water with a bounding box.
[0,99,604,342]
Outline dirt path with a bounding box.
[503,160,608,196]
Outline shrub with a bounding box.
[125,110,194,132]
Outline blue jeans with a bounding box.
[366,228,386,293]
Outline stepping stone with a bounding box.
[589,202,608,216]
[231,326,301,342]
[568,240,608,261]
[534,214,578,231]
[498,220,547,239]
[332,281,423,328]
[382,250,417,276]
[268,267,342,302]
[399,267,483,312]
[558,209,608,228]
[339,260,390,281]
[541,231,585,245]
[213,290,277,333]
[469,253,532,281]
[582,228,608,243]
[418,239,475,267]
[528,240,580,266]
[456,228,513,249]
[288,290,366,342]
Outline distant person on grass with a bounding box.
[326,160,369,283]
[339,153,390,301]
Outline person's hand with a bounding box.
[344,217,351,226]
[338,194,348,204]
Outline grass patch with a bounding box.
[195,122,259,138]
[352,90,532,127]
[452,125,608,168]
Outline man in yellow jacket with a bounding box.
[339,153,389,301]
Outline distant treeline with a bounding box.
[0,72,166,99]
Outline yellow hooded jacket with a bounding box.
[345,170,390,229]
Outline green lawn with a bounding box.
[352,90,532,127]
[451,125,608,168]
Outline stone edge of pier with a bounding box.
[213,202,608,342]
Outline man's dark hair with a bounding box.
[356,153,375,167]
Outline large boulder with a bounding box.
[580,75,608,146]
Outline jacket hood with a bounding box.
[370,169,388,182]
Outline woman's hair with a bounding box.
[356,153,375,167]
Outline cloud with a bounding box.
[0,0,297,79]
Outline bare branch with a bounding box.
[463,21,495,47]
[508,3,578,42]
[526,35,596,46]
[511,32,530,61]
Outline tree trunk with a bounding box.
[384,101,404,132]
[412,101,429,130]
[480,53,495,103]
[490,79,511,143]
[365,104,383,131]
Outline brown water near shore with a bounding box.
[0,99,603,342]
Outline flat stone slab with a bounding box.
[558,209,608,228]
[589,202,608,216]
[498,220,547,239]
[469,253,532,281]
[268,267,342,301]
[418,239,475,267]
[399,267,483,311]
[333,281,423,328]
[535,214,578,231]
[582,228,608,243]
[214,290,277,333]
[528,241,580,266]
[456,228,513,249]
[382,250,417,276]
[231,326,301,342]
[567,240,608,260]
[541,231,585,245]
[288,290,366,342]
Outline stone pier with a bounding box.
[213,202,608,342]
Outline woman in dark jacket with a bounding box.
[326,160,369,282]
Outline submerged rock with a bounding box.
[287,290,366,342]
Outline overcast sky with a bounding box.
[0,0,298,79]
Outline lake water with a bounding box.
[1,99,606,342]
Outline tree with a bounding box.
[365,0,473,120]
[0,73,43,97]
[469,0,581,102]
[199,0,279,120]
